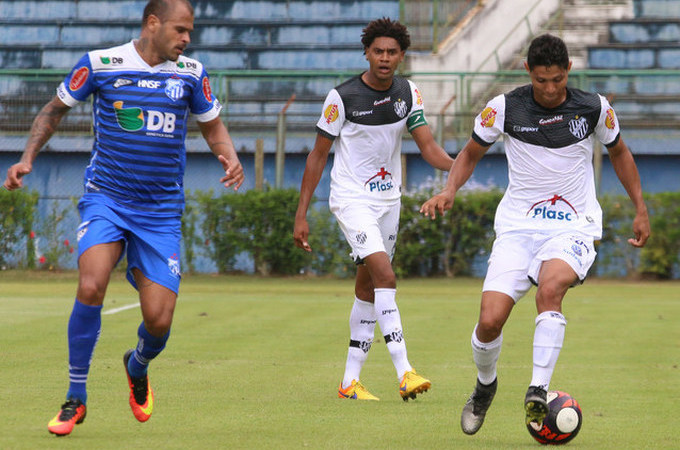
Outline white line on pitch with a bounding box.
[103,303,139,315]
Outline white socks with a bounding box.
[342,298,376,388]
[530,311,567,390]
[375,288,412,379]
[471,324,503,385]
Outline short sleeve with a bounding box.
[406,80,427,133]
[315,89,345,140]
[471,94,505,146]
[191,68,222,123]
[57,53,96,107]
[594,94,620,148]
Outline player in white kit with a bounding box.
[420,34,650,432]
[294,18,454,401]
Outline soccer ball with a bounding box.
[527,390,582,445]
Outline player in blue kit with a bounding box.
[3,0,244,436]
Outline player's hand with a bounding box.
[4,162,32,191]
[293,217,312,252]
[420,191,455,219]
[217,154,244,191]
[628,209,650,248]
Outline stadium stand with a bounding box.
[0,0,398,70]
[587,0,680,129]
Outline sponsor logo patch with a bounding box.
[324,103,339,124]
[480,107,497,128]
[373,96,390,106]
[526,194,579,221]
[415,88,423,106]
[202,76,212,102]
[605,108,616,130]
[363,167,394,193]
[69,67,89,91]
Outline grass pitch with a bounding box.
[0,272,678,449]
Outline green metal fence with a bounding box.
[1,68,679,144]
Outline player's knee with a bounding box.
[535,283,567,310]
[370,269,396,288]
[77,277,108,303]
[145,315,173,336]
[477,317,503,341]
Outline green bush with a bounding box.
[395,189,502,277]
[185,189,680,279]
[0,189,39,268]
[599,192,680,279]
[194,188,307,275]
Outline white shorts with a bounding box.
[483,231,597,302]
[331,201,400,264]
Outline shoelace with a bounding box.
[58,400,82,421]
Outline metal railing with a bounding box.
[1,68,679,143]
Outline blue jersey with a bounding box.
[57,41,221,216]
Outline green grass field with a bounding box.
[1,272,678,449]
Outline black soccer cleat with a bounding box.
[524,385,549,426]
[460,378,497,435]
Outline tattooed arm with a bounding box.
[4,96,71,190]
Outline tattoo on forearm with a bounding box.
[25,102,68,155]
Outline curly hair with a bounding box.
[361,17,411,51]
[527,34,570,70]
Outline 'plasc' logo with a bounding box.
[364,167,394,193]
[526,194,579,221]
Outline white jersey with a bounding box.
[473,85,621,239]
[316,74,427,206]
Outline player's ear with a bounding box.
[147,14,161,32]
[524,61,530,73]
[567,60,572,72]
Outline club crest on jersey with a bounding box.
[393,99,407,118]
[526,194,579,221]
[480,107,497,128]
[569,116,589,139]
[364,167,394,193]
[165,78,185,101]
[563,239,590,267]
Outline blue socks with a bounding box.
[127,322,170,378]
[66,299,102,404]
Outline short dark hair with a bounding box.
[142,0,193,25]
[527,34,570,70]
[361,17,411,51]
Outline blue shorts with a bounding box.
[76,193,182,294]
